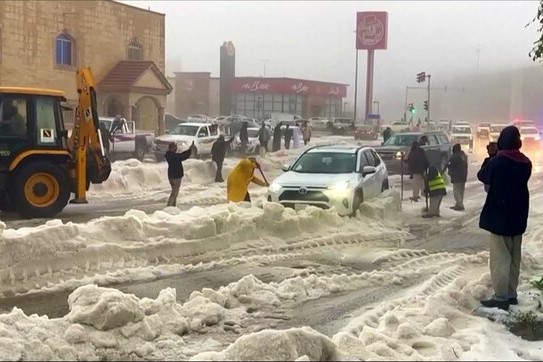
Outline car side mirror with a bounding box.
[362,165,377,176]
[281,164,290,172]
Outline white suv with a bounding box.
[267,145,389,216]
[153,122,219,160]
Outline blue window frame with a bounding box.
[55,34,73,66]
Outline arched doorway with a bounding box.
[105,96,125,117]
[133,96,160,131]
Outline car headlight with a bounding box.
[328,180,350,191]
[177,141,187,146]
[395,151,404,160]
[269,182,282,192]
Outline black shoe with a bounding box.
[480,298,510,311]
[509,297,518,305]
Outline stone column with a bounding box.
[157,106,165,135]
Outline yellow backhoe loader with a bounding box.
[0,66,111,218]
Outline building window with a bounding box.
[128,39,143,61]
[55,33,74,66]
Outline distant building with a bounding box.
[171,74,348,119]
[0,0,172,133]
[229,77,348,119]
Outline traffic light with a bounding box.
[416,72,426,83]
[423,100,428,111]
[408,103,415,113]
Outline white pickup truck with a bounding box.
[100,117,155,161]
[153,122,220,161]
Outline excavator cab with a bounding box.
[0,67,111,218]
[0,88,74,217]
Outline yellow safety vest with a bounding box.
[428,172,446,192]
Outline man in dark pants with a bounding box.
[165,141,194,207]
[477,126,532,311]
[211,135,234,182]
[445,143,468,211]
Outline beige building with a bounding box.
[0,0,171,133]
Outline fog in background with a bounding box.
[122,0,542,121]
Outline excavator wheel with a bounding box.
[11,162,71,219]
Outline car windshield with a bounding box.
[490,126,506,133]
[521,128,538,135]
[383,134,419,146]
[291,152,356,174]
[170,125,199,136]
[452,127,471,134]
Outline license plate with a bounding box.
[295,204,308,211]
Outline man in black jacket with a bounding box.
[211,135,234,182]
[404,141,429,202]
[477,126,532,311]
[445,144,468,211]
[165,141,194,207]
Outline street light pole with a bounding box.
[427,74,431,128]
[403,86,408,122]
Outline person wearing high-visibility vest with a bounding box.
[423,165,447,218]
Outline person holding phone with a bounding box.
[481,142,498,192]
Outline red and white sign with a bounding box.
[229,78,347,98]
[356,12,388,50]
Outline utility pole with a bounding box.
[403,86,408,122]
[475,44,481,75]
[260,59,269,77]
[353,30,359,122]
[427,74,431,127]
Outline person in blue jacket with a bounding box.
[477,126,532,311]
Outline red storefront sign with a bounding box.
[356,12,388,50]
[229,78,347,98]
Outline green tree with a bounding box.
[529,0,543,62]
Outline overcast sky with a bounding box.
[123,0,540,113]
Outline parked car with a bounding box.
[308,117,330,131]
[388,120,411,133]
[488,123,508,143]
[232,127,273,154]
[99,117,155,161]
[153,122,220,161]
[354,124,379,140]
[374,131,452,175]
[450,124,474,151]
[476,122,491,139]
[267,145,389,216]
[187,114,209,123]
[519,126,541,150]
[330,118,355,135]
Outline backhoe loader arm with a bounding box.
[68,67,111,203]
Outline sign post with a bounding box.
[356,12,388,121]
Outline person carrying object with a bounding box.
[477,126,531,311]
[422,165,447,218]
[165,141,194,207]
[481,141,498,192]
[211,135,234,182]
[445,143,468,211]
[227,158,269,203]
[404,141,429,202]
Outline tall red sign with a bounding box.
[356,12,388,50]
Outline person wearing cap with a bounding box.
[227,158,268,203]
[477,126,532,311]
[165,141,194,207]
